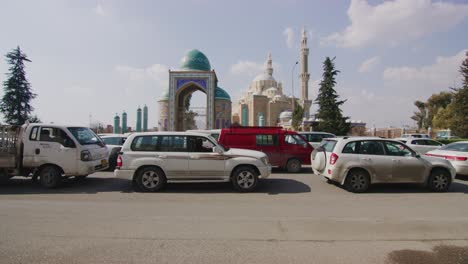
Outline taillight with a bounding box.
[425,153,467,161]
[330,153,339,165]
[116,155,123,168]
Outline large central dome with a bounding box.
[180,49,211,71]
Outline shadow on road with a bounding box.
[0,176,311,195]
[365,180,468,194]
[385,245,468,264]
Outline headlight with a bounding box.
[81,150,92,161]
[260,156,269,165]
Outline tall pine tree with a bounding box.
[315,57,350,135]
[449,51,468,137]
[0,46,37,125]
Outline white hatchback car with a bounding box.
[395,138,444,154]
[311,137,456,193]
[426,141,468,176]
[114,132,272,192]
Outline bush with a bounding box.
[437,138,468,145]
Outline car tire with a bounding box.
[39,166,62,188]
[344,169,370,193]
[427,169,451,192]
[107,148,120,171]
[134,167,166,192]
[286,158,302,173]
[231,166,259,192]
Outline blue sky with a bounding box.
[0,0,467,128]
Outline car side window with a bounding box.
[285,135,307,145]
[358,141,385,155]
[342,141,358,154]
[411,139,425,145]
[384,141,413,157]
[426,140,442,146]
[131,136,158,151]
[160,136,187,152]
[39,127,74,147]
[188,136,215,152]
[256,134,278,146]
[29,126,39,140]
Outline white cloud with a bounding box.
[283,27,295,48]
[93,3,107,16]
[229,60,281,77]
[358,56,380,73]
[321,0,468,48]
[115,64,169,94]
[383,49,466,95]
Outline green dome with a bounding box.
[215,86,231,100]
[159,88,169,101]
[180,49,211,71]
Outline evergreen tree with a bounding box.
[0,46,37,125]
[315,57,349,135]
[291,101,304,131]
[449,52,468,137]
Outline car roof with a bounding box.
[299,132,335,135]
[128,131,215,137]
[100,134,127,138]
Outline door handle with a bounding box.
[361,158,371,161]
[35,148,40,155]
[157,155,167,159]
[190,155,200,160]
[392,159,401,163]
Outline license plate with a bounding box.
[101,159,108,167]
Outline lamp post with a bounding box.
[291,61,298,112]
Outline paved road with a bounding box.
[1,169,468,264]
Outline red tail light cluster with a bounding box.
[330,153,339,165]
[116,155,123,168]
[425,153,467,161]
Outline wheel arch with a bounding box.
[132,165,166,182]
[230,164,260,179]
[341,167,372,185]
[37,163,65,176]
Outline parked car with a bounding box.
[99,134,128,170]
[395,138,444,154]
[311,137,456,193]
[299,132,336,148]
[0,123,109,188]
[436,129,459,139]
[218,127,313,172]
[114,132,271,192]
[426,141,468,176]
[186,129,221,141]
[401,133,430,138]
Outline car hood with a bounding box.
[224,148,266,159]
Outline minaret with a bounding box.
[266,52,273,76]
[300,28,311,117]
[113,113,120,134]
[122,111,127,134]
[136,106,142,132]
[143,105,148,132]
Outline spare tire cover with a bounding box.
[312,151,326,172]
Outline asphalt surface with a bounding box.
[1,169,468,264]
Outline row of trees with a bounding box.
[292,57,350,136]
[0,46,39,125]
[412,51,468,138]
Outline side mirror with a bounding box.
[213,146,223,154]
[63,138,76,148]
[414,153,421,158]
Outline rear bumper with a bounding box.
[114,169,135,180]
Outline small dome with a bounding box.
[180,49,211,71]
[253,73,275,82]
[159,88,169,101]
[279,110,292,120]
[215,86,231,100]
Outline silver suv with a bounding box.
[311,137,456,193]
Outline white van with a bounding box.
[0,123,109,188]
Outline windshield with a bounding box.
[440,142,468,152]
[285,134,308,145]
[68,127,104,146]
[101,137,124,146]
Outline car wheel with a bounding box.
[428,169,451,192]
[286,159,302,173]
[107,148,120,171]
[344,169,370,193]
[232,166,258,192]
[39,166,62,188]
[135,167,166,192]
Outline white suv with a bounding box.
[311,137,456,193]
[114,132,271,192]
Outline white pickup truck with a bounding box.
[0,123,109,188]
